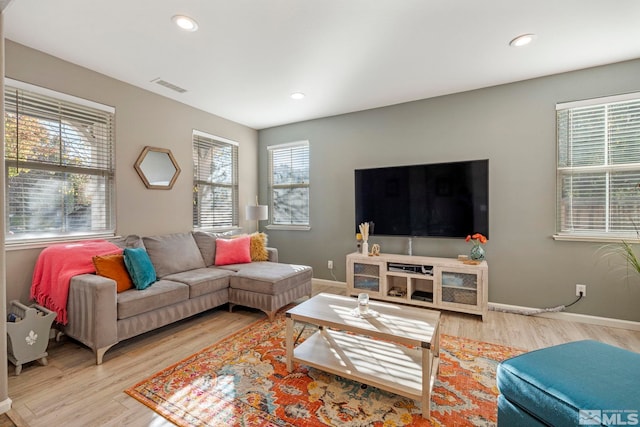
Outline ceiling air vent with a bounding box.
[150,78,187,93]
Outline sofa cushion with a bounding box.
[192,231,217,267]
[123,247,157,290]
[93,254,133,293]
[143,232,206,278]
[117,279,189,319]
[164,267,233,298]
[226,262,312,295]
[111,234,145,249]
[215,236,252,266]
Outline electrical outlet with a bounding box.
[327,260,333,269]
[576,284,586,297]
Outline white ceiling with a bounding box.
[4,0,640,130]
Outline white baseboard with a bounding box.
[312,278,346,288]
[0,397,12,414]
[310,279,640,331]
[489,302,640,331]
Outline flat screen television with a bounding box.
[355,159,489,238]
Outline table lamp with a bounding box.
[245,196,268,232]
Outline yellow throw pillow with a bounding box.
[250,232,269,261]
[230,232,269,261]
[93,253,134,293]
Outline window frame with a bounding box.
[555,91,640,242]
[192,130,240,232]
[4,79,116,248]
[266,140,310,231]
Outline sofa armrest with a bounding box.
[267,247,278,263]
[65,273,118,364]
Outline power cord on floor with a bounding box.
[490,294,584,316]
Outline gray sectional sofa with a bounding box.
[64,231,313,364]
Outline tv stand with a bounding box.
[346,252,488,320]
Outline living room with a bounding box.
[2,1,640,426]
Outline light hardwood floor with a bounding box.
[6,283,640,426]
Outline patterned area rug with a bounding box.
[125,313,523,426]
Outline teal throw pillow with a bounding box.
[123,247,157,290]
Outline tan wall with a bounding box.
[4,40,258,304]
[1,9,10,413]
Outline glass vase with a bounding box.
[470,244,485,261]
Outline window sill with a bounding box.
[5,232,117,251]
[193,226,241,235]
[552,234,640,244]
[265,224,311,231]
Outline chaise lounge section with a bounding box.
[224,261,313,321]
[64,231,312,364]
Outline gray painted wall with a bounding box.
[4,39,640,322]
[4,41,258,304]
[259,58,640,322]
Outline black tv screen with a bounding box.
[355,160,489,238]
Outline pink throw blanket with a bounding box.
[31,240,122,324]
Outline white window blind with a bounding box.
[556,93,640,238]
[268,140,310,227]
[192,131,239,229]
[4,82,115,243]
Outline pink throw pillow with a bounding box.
[214,236,252,266]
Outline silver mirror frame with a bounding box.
[134,146,181,190]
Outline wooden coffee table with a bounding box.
[285,293,440,418]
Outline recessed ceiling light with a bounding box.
[172,15,199,32]
[290,92,305,100]
[509,33,536,47]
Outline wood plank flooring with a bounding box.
[7,283,640,426]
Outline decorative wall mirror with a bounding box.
[134,146,181,190]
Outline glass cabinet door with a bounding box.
[353,262,381,293]
[440,270,479,306]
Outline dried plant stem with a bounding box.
[358,222,369,241]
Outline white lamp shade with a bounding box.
[246,204,268,221]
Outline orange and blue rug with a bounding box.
[125,313,523,426]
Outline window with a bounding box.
[556,92,640,240]
[192,130,239,230]
[267,140,310,229]
[4,80,115,244]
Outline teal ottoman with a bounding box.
[497,340,640,426]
